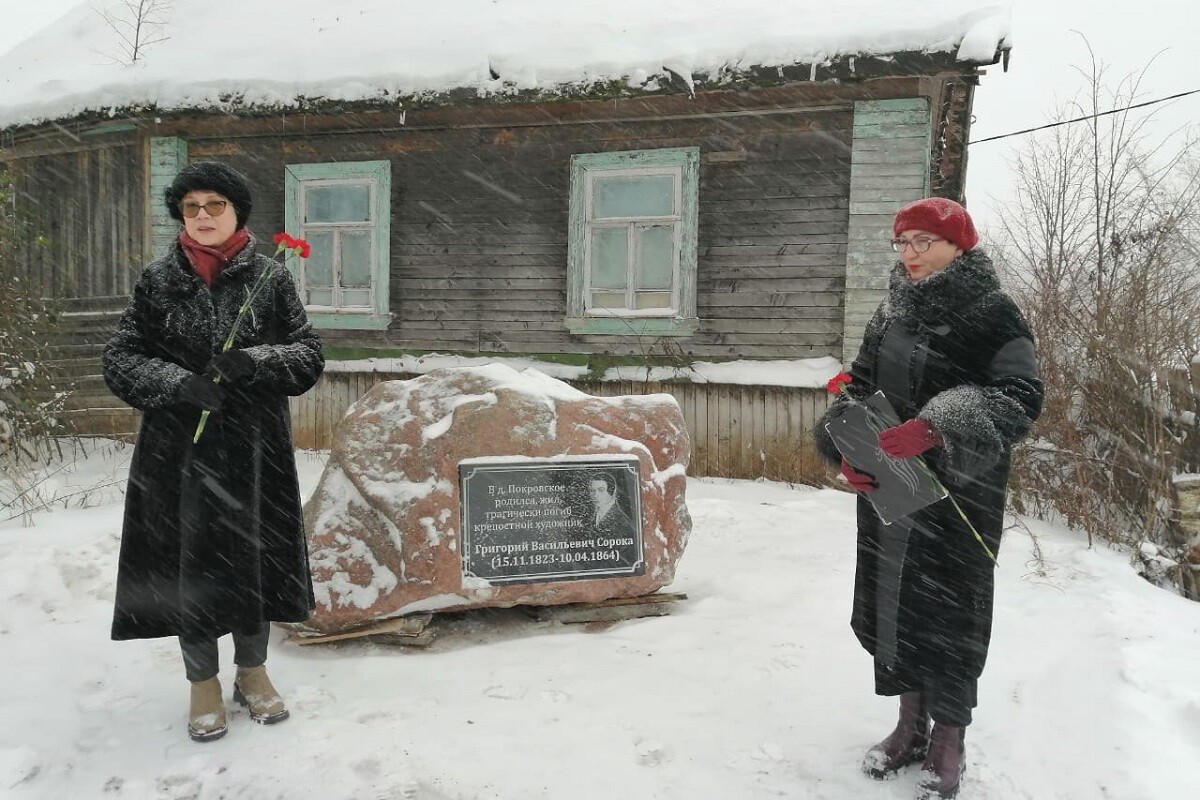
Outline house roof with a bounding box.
[0,0,1011,131]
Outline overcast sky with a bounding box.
[3,1,1196,236]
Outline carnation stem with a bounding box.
[191,246,288,444]
[835,386,996,563]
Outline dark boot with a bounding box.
[915,723,965,799]
[862,692,930,779]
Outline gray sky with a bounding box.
[966,0,1196,231]
[4,1,1197,236]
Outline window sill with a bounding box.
[565,316,698,337]
[307,312,393,331]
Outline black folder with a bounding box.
[824,391,947,525]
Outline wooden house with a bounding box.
[0,2,1011,482]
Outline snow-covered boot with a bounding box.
[233,665,289,725]
[915,723,965,799]
[862,691,930,779]
[188,677,228,742]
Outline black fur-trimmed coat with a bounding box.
[814,249,1042,703]
[103,235,324,640]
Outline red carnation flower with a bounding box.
[827,372,853,395]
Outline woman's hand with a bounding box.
[206,350,255,384]
[840,459,878,493]
[879,418,942,458]
[177,374,225,411]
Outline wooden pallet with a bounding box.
[288,612,435,647]
[527,591,688,624]
[286,591,688,647]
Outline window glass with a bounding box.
[307,288,334,307]
[592,174,674,219]
[590,228,628,289]
[341,289,371,308]
[305,232,335,288]
[305,184,370,223]
[340,231,372,288]
[634,291,672,310]
[636,225,674,290]
[591,291,627,310]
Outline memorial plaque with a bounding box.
[459,457,644,584]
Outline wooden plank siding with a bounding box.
[3,139,146,437]
[287,372,833,484]
[0,78,974,460]
[842,98,932,363]
[8,140,145,299]
[191,94,854,361]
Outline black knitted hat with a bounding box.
[164,161,253,230]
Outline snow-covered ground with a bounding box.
[1,439,1195,799]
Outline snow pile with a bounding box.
[0,0,1011,128]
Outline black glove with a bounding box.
[177,374,225,411]
[206,349,255,384]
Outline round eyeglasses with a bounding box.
[890,237,946,253]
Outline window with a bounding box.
[284,160,392,330]
[566,148,699,335]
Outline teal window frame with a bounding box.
[566,148,699,336]
[284,160,392,330]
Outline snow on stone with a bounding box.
[0,0,1011,128]
[420,391,497,442]
[328,354,844,390]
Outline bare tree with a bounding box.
[995,42,1200,598]
[97,0,173,64]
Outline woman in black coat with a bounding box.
[103,162,324,743]
[814,198,1042,799]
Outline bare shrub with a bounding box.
[0,170,71,488]
[995,45,1200,598]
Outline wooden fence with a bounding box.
[289,371,833,484]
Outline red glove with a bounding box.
[840,458,878,493]
[878,418,942,459]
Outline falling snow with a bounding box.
[0,439,1195,798]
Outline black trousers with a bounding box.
[179,624,270,682]
[875,660,976,727]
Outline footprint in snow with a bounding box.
[484,684,527,700]
[0,745,40,790]
[634,739,672,767]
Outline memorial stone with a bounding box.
[294,364,691,635]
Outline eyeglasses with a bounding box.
[890,237,946,253]
[180,200,229,218]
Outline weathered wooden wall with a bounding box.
[2,137,146,437]
[181,86,859,361]
[8,139,145,298]
[0,75,971,452]
[288,372,833,484]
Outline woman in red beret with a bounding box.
[814,197,1043,799]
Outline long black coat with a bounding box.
[103,235,324,640]
[814,249,1042,704]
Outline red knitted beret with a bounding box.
[892,197,978,251]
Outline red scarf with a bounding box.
[178,228,251,287]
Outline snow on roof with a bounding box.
[0,0,1011,130]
